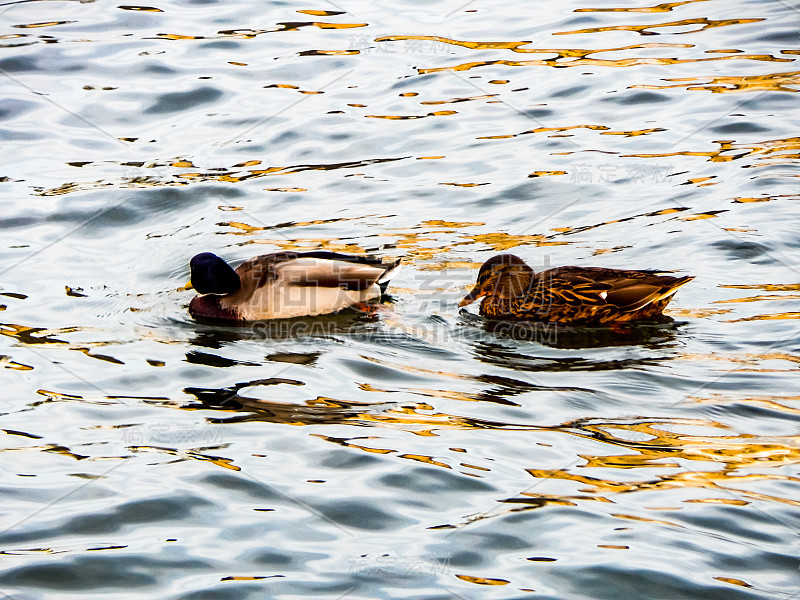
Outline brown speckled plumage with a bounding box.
[460,254,693,324]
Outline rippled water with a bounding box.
[1,0,799,598]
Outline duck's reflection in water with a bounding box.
[180,379,535,432]
[470,311,683,350]
[182,378,371,426]
[187,306,385,350]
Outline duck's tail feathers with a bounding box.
[659,275,694,299]
[636,275,694,311]
[377,257,402,293]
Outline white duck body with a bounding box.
[189,251,400,322]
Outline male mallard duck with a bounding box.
[189,251,400,322]
[460,254,693,324]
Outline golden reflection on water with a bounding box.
[13,341,800,502]
[553,17,765,36]
[378,37,692,56]
[129,445,240,470]
[1,355,33,370]
[172,372,800,504]
[220,215,372,234]
[296,404,800,510]
[675,350,800,372]
[421,94,498,105]
[720,283,800,291]
[574,0,710,13]
[529,170,568,178]
[733,194,800,203]
[631,70,800,93]
[11,21,75,29]
[727,312,800,322]
[397,35,792,74]
[365,110,457,120]
[688,393,800,416]
[118,6,163,13]
[621,136,800,163]
[455,574,509,586]
[155,20,367,41]
[296,10,346,17]
[232,219,580,265]
[0,320,129,366]
[209,203,723,270]
[714,293,800,304]
[35,121,799,197]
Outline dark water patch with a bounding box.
[183,377,305,410]
[142,185,244,216]
[0,55,38,73]
[65,496,212,535]
[551,85,590,98]
[317,448,385,469]
[145,86,225,114]
[313,499,412,531]
[557,564,761,600]
[45,201,141,230]
[266,351,320,365]
[379,466,495,494]
[0,555,161,590]
[0,128,45,141]
[243,549,294,566]
[142,62,181,75]
[470,340,666,374]
[173,583,281,600]
[710,239,772,262]
[269,129,302,145]
[710,399,800,424]
[519,107,554,119]
[710,122,771,134]
[602,91,671,105]
[363,330,462,358]
[337,356,425,382]
[185,350,260,368]
[461,530,532,551]
[443,549,484,567]
[200,472,298,502]
[753,29,800,44]
[671,506,798,547]
[0,495,213,545]
[0,99,39,121]
[480,319,682,350]
[200,40,241,50]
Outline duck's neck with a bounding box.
[481,270,534,316]
[503,269,534,299]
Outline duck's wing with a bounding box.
[243,251,400,292]
[542,267,693,311]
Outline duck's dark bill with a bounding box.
[459,288,480,307]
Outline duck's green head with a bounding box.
[190,253,241,295]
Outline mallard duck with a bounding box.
[460,254,693,324]
[189,251,401,322]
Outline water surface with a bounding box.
[1,0,799,598]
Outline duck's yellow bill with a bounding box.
[183,281,194,291]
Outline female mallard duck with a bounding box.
[189,251,401,322]
[460,254,693,324]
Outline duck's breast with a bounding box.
[189,294,244,321]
